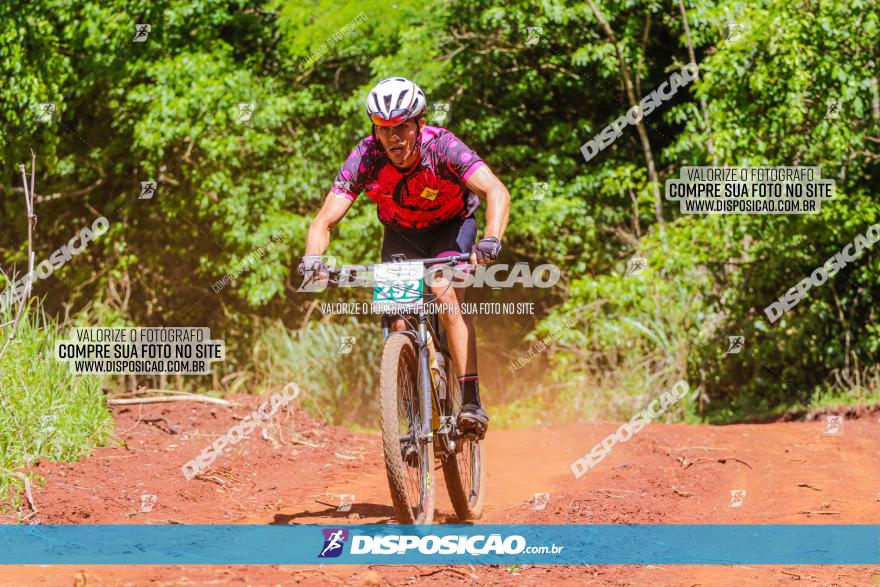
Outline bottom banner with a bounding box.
[0,524,877,565]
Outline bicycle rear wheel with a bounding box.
[440,351,486,520]
[379,333,435,524]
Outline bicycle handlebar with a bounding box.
[325,253,472,276]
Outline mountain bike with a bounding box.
[316,254,486,524]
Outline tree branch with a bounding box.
[0,152,37,363]
[636,11,652,98]
[677,0,717,165]
[30,177,104,203]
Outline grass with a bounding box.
[710,384,880,424]
[0,300,113,517]
[491,352,880,428]
[243,316,384,427]
[491,383,880,429]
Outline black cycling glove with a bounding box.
[297,255,329,277]
[472,237,502,262]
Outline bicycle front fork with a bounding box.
[417,317,434,445]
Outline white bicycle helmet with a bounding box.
[365,77,426,126]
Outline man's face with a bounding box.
[374,118,424,167]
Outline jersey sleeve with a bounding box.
[330,138,371,201]
[437,130,485,183]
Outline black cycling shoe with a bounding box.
[457,402,489,439]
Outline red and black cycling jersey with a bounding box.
[330,126,485,232]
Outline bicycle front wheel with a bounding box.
[379,333,435,524]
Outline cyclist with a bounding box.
[299,77,510,439]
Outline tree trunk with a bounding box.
[587,0,664,224]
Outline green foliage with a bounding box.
[0,0,877,428]
[0,300,113,513]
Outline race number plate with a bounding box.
[372,262,424,312]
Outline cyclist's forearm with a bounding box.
[304,219,331,256]
[482,186,510,241]
[304,192,354,256]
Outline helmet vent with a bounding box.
[394,89,409,110]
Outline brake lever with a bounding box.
[297,271,338,292]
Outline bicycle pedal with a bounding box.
[450,428,480,442]
[457,417,487,438]
[457,422,486,441]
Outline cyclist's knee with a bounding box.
[432,283,461,305]
[390,318,407,331]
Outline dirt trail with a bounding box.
[3,397,880,586]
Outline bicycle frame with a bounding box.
[377,254,468,449]
[314,252,470,449]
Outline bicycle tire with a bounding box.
[440,351,486,520]
[379,333,435,524]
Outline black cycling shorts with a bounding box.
[381,217,477,263]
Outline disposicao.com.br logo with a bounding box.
[321,529,563,557]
